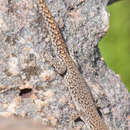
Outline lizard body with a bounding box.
[39,0,108,130]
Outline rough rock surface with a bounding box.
[0,0,129,130]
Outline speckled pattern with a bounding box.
[0,0,129,130]
[38,1,108,129]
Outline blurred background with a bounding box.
[99,0,130,91]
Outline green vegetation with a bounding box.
[99,0,130,91]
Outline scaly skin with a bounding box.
[39,0,108,129]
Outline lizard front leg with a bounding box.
[69,111,85,129]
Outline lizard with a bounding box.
[39,0,108,130]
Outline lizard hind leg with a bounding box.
[51,56,67,76]
[43,50,67,76]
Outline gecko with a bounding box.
[39,0,108,130]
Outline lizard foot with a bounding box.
[43,50,67,76]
